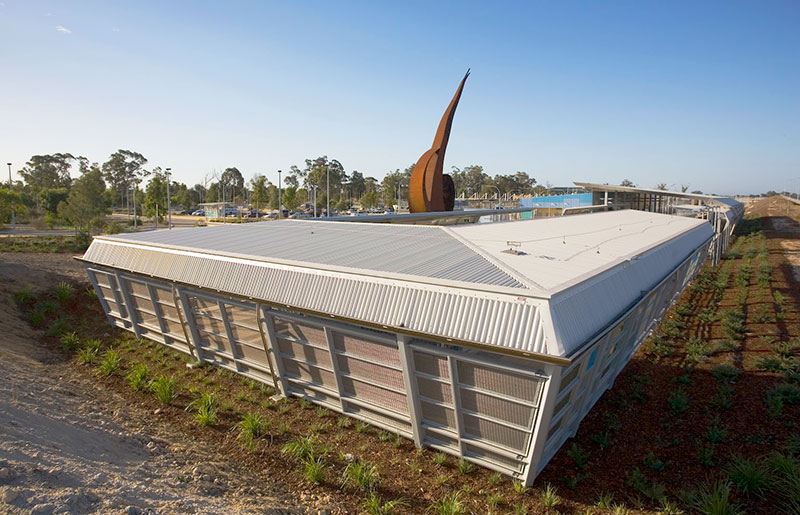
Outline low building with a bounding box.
[80,210,713,484]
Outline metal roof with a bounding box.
[81,210,713,358]
[108,221,526,290]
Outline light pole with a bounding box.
[312,185,318,218]
[326,166,330,218]
[278,170,282,219]
[7,163,14,231]
[165,168,172,229]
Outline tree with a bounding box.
[267,184,279,210]
[349,170,366,199]
[281,186,299,211]
[655,183,668,191]
[620,179,635,187]
[381,170,404,207]
[143,168,168,222]
[19,153,77,209]
[250,175,270,211]
[0,187,26,225]
[691,190,704,195]
[102,150,147,208]
[206,182,220,203]
[220,167,244,203]
[361,190,378,210]
[57,166,109,244]
[303,156,345,204]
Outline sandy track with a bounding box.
[0,254,306,515]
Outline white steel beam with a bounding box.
[522,364,561,486]
[114,272,140,338]
[397,335,423,448]
[260,307,290,397]
[174,285,205,362]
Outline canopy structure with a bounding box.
[80,209,714,482]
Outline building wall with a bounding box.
[83,263,554,480]
[84,235,709,483]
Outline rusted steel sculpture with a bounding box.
[408,70,470,213]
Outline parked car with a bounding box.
[191,210,205,216]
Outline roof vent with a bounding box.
[502,241,526,256]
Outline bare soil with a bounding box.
[1,196,799,514]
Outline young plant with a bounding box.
[99,349,122,376]
[238,412,269,448]
[342,461,380,492]
[512,480,528,494]
[362,493,407,515]
[429,491,468,515]
[667,387,689,414]
[186,392,218,426]
[76,346,98,364]
[336,416,352,428]
[14,287,34,304]
[486,492,503,510]
[281,435,320,462]
[595,491,614,509]
[643,452,666,472]
[433,451,448,467]
[55,281,74,302]
[488,471,503,485]
[567,443,589,470]
[125,363,150,391]
[712,364,742,384]
[59,331,80,350]
[725,454,768,499]
[149,375,177,405]
[303,457,325,484]
[540,483,560,510]
[456,457,475,474]
[683,480,742,515]
[590,430,611,449]
[705,415,727,444]
[354,421,370,433]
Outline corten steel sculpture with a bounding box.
[408,70,470,213]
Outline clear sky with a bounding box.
[1,1,798,195]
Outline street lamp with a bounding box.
[278,170,282,219]
[326,166,330,218]
[165,168,172,229]
[7,163,14,230]
[311,185,318,218]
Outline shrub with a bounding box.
[512,480,528,494]
[488,471,502,485]
[682,479,742,515]
[149,375,177,405]
[238,412,269,448]
[590,430,611,449]
[342,461,380,492]
[433,452,448,467]
[362,492,407,515]
[686,338,710,364]
[725,455,768,499]
[567,443,589,469]
[712,364,741,384]
[59,331,80,350]
[767,382,800,405]
[756,355,786,372]
[46,316,71,337]
[595,491,614,509]
[14,288,34,304]
[355,421,370,433]
[705,416,727,444]
[667,387,689,414]
[626,467,666,500]
[697,442,715,467]
[125,363,149,391]
[55,281,74,302]
[643,452,666,472]
[337,416,352,428]
[99,349,122,376]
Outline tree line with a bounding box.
[2,151,542,232]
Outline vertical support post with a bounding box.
[146,282,172,347]
[218,300,243,372]
[323,327,347,412]
[447,355,466,457]
[174,285,205,362]
[106,271,128,327]
[114,272,141,338]
[522,363,562,486]
[170,284,198,359]
[397,335,423,448]
[84,267,115,326]
[255,304,281,393]
[260,307,290,397]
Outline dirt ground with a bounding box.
[0,254,306,514]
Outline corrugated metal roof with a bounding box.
[448,210,712,294]
[82,210,713,357]
[106,221,526,289]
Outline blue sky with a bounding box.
[1,1,798,195]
